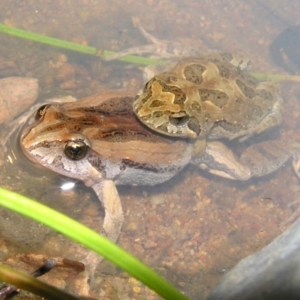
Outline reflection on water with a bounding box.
[0,0,300,299]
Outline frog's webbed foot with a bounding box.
[194,139,300,180]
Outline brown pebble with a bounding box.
[125,221,138,231]
[56,63,76,81]
[85,204,100,217]
[150,194,166,205]
[0,77,38,124]
[59,80,77,90]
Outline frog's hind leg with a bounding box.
[239,82,283,142]
[193,141,252,180]
[193,139,299,180]
[240,139,299,178]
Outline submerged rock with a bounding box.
[0,77,38,125]
[208,219,300,300]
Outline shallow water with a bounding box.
[0,0,300,299]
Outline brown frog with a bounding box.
[20,90,300,250]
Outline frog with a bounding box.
[20,89,300,249]
[133,53,282,142]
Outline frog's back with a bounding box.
[134,54,282,141]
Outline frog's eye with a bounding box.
[35,105,49,121]
[169,113,189,126]
[64,140,88,160]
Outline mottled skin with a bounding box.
[20,90,300,252]
[134,54,282,141]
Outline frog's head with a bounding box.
[133,76,201,139]
[20,103,105,186]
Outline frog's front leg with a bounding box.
[82,179,123,280]
[193,139,299,180]
[92,180,124,242]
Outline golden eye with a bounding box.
[35,105,49,121]
[64,140,88,160]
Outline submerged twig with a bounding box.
[0,23,162,65]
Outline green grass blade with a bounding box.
[250,72,300,82]
[0,23,162,65]
[3,24,300,79]
[0,23,97,55]
[0,187,188,300]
